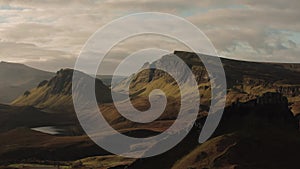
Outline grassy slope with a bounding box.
[12,85,73,111]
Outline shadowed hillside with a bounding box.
[0,61,54,103]
[128,93,300,169]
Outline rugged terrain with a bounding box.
[129,93,300,169]
[114,51,300,115]
[12,68,112,111]
[1,51,300,168]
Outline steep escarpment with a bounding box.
[12,69,112,111]
[216,92,297,134]
[113,51,300,114]
[171,93,300,169]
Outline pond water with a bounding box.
[31,126,63,135]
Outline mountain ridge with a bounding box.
[0,61,54,104]
[113,50,300,115]
[12,68,112,111]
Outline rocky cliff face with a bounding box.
[12,69,112,110]
[276,86,300,97]
[46,69,74,95]
[113,51,300,114]
[221,92,297,130]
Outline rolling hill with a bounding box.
[0,61,54,104]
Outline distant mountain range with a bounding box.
[0,61,54,104]
[96,74,127,87]
[0,63,128,108]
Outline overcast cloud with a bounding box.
[0,0,299,74]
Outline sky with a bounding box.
[0,0,299,74]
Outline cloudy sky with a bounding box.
[0,0,299,74]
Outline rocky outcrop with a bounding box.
[37,80,48,88]
[12,69,112,110]
[221,92,297,132]
[276,86,300,97]
[48,69,74,95]
[256,92,289,105]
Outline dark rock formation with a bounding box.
[37,80,48,88]
[128,92,300,169]
[276,86,300,97]
[219,92,297,134]
[48,69,74,95]
[23,90,30,96]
